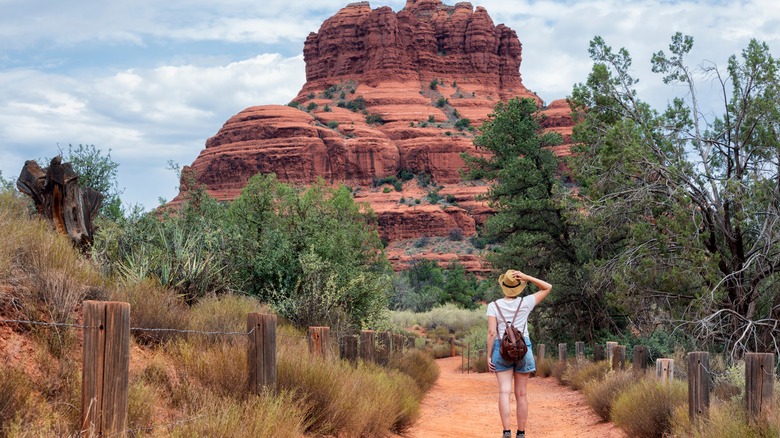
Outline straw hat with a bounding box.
[498,270,527,297]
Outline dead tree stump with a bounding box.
[17,157,103,248]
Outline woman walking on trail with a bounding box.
[487,269,552,438]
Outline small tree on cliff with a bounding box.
[462,97,616,341]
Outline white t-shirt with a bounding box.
[486,295,536,339]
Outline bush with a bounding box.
[306,102,317,111]
[287,100,299,108]
[536,358,553,377]
[567,360,610,391]
[583,370,637,421]
[455,118,471,130]
[394,181,403,191]
[373,175,399,187]
[324,104,331,112]
[414,235,430,248]
[169,391,308,438]
[188,294,267,345]
[552,360,569,384]
[436,97,448,108]
[366,113,385,125]
[445,194,457,203]
[383,186,392,193]
[428,115,435,123]
[277,352,421,436]
[611,378,687,438]
[389,349,440,392]
[469,235,487,249]
[327,121,339,129]
[429,79,438,90]
[430,343,452,358]
[448,228,464,241]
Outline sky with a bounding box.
[1,0,778,210]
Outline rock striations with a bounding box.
[174,0,575,273]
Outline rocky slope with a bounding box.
[174,0,575,272]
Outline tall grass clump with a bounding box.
[610,378,687,438]
[0,192,102,323]
[169,391,308,438]
[0,367,35,436]
[583,370,636,421]
[171,340,247,399]
[276,349,422,437]
[110,279,188,345]
[536,358,553,377]
[187,294,267,345]
[568,360,611,390]
[389,349,440,392]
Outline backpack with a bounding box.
[493,298,528,362]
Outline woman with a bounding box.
[487,269,552,438]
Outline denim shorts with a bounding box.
[492,338,535,373]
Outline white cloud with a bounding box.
[0,54,306,209]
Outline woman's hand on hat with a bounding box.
[513,270,527,281]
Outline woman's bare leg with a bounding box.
[514,372,530,430]
[496,369,514,429]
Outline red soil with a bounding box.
[400,356,626,437]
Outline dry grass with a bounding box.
[671,395,780,438]
[171,340,247,400]
[567,360,611,391]
[0,367,35,437]
[552,360,569,384]
[168,390,308,438]
[187,294,268,345]
[389,349,440,392]
[430,343,453,359]
[276,345,422,437]
[111,279,189,345]
[583,370,636,421]
[611,378,687,438]
[536,358,553,377]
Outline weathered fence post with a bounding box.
[81,301,130,437]
[633,345,649,374]
[594,345,605,362]
[745,352,775,421]
[575,341,585,362]
[393,334,405,355]
[606,341,618,364]
[656,358,674,383]
[308,327,330,359]
[558,343,567,362]
[450,336,456,358]
[406,334,416,350]
[611,345,626,371]
[360,330,375,363]
[339,335,358,366]
[378,331,392,365]
[248,313,277,394]
[688,352,710,422]
[538,344,546,361]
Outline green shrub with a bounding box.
[429,79,438,90]
[394,181,403,191]
[445,194,457,203]
[306,102,317,111]
[436,97,448,108]
[287,100,299,108]
[611,378,687,438]
[324,104,331,112]
[427,115,435,123]
[455,118,471,130]
[448,228,464,241]
[327,120,339,129]
[414,235,430,248]
[583,370,637,421]
[366,113,385,124]
[430,343,452,358]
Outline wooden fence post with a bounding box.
[340,335,358,366]
[688,352,710,422]
[558,343,567,362]
[81,301,130,437]
[594,345,605,362]
[745,352,775,421]
[360,330,375,363]
[393,334,405,355]
[611,345,626,371]
[450,336,456,358]
[248,313,277,394]
[575,341,585,362]
[606,341,618,364]
[633,345,649,374]
[656,358,674,383]
[538,344,546,361]
[308,327,330,359]
[406,334,416,350]
[377,331,392,365]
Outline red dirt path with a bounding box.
[400,356,626,437]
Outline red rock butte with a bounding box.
[173,0,574,274]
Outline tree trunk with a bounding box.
[17,157,103,249]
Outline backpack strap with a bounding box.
[493,297,525,328]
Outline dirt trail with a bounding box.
[401,356,626,438]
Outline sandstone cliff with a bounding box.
[174,0,574,272]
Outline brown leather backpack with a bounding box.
[494,298,528,362]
